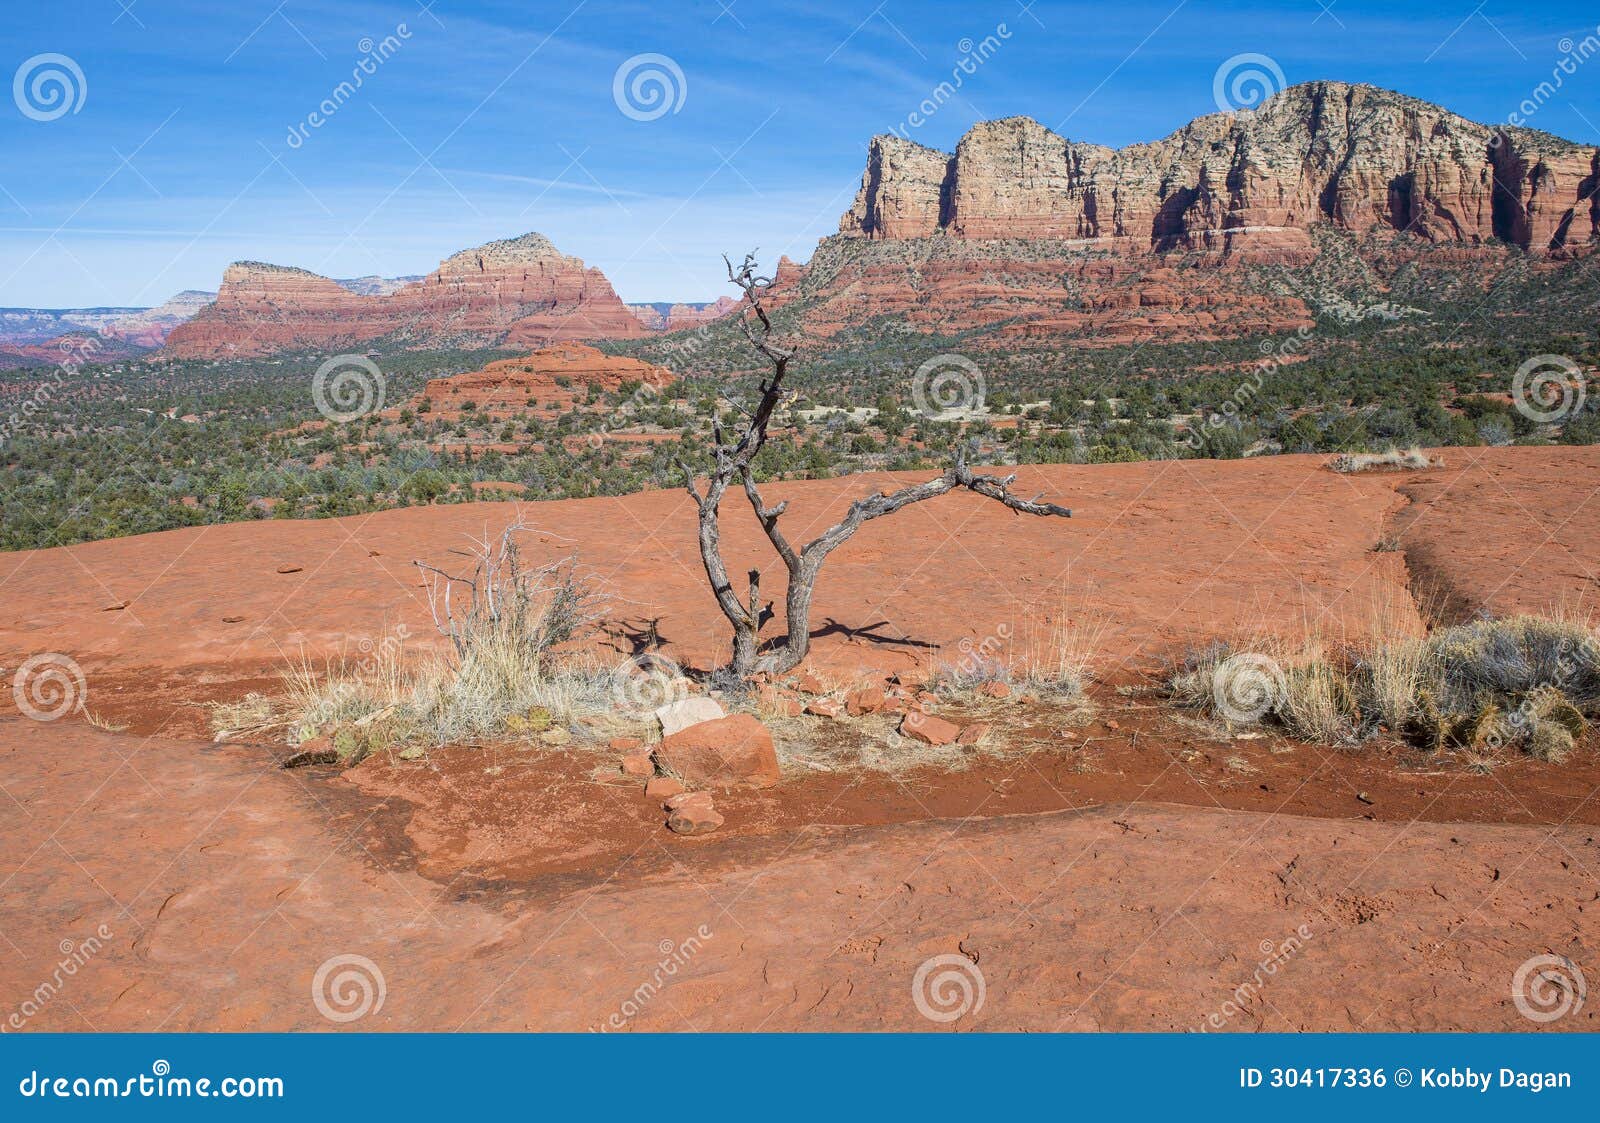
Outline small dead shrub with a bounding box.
[219,520,622,762]
[1327,447,1438,474]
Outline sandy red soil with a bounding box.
[2,447,1598,1031]
[3,720,1594,1031]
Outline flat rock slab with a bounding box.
[2,719,1596,1032]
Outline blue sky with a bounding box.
[2,0,1599,308]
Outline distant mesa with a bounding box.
[626,295,740,332]
[0,290,217,366]
[838,81,1598,252]
[163,232,663,360]
[405,342,675,422]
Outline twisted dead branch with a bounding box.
[681,252,1072,677]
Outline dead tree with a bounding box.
[679,253,1072,678]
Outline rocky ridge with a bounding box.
[163,232,648,359]
[778,81,1599,346]
[841,82,1598,255]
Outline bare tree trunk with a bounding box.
[683,471,759,674]
[684,252,1073,682]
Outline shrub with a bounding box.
[1278,660,1359,743]
[1423,614,1600,715]
[1327,446,1437,473]
[1165,611,1598,761]
[237,521,621,761]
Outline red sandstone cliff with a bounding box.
[781,81,1598,346]
[164,233,647,359]
[840,82,1597,256]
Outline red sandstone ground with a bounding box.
[2,447,1598,1031]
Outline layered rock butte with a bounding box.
[626,295,740,332]
[408,343,673,420]
[159,83,1600,360]
[164,233,648,359]
[770,81,1600,345]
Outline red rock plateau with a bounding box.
[163,232,648,359]
[408,343,674,421]
[769,81,1599,346]
[626,295,739,331]
[0,291,215,367]
[3,448,1600,1030]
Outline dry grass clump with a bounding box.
[1327,446,1438,473]
[208,691,277,738]
[1018,599,1107,700]
[1278,660,1359,743]
[1423,614,1600,712]
[1169,635,1358,744]
[1166,607,1599,763]
[1167,641,1238,718]
[212,522,623,765]
[1410,614,1600,762]
[929,590,1106,703]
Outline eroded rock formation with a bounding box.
[164,233,647,359]
[789,81,1598,346]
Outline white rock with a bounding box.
[654,696,726,738]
